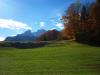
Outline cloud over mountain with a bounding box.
[0,19,32,30]
[56,23,64,29]
[40,21,45,27]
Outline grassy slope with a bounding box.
[0,41,100,75]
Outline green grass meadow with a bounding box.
[0,42,100,75]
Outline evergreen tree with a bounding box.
[81,5,87,20]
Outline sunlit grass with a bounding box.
[0,41,100,75]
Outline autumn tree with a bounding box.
[62,0,100,45]
[89,0,100,43]
[61,0,82,40]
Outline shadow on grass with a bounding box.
[76,40,100,47]
[0,42,48,49]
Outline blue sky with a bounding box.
[0,0,94,41]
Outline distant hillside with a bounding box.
[33,29,46,37]
[5,29,46,42]
[36,29,60,41]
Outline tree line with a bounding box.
[61,0,100,45]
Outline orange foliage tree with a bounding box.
[62,0,100,45]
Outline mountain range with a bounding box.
[5,29,46,42]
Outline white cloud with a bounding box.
[0,37,5,41]
[0,19,32,30]
[40,21,45,27]
[11,35,16,37]
[50,28,56,30]
[56,23,64,29]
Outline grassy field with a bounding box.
[0,41,100,75]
